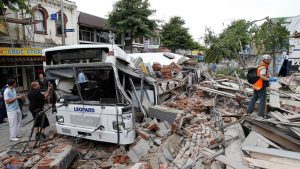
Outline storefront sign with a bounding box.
[0,48,42,56]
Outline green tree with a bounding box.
[0,0,29,13]
[251,18,289,74]
[204,20,250,65]
[161,16,195,52]
[190,41,205,51]
[108,0,157,53]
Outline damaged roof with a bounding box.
[78,12,111,30]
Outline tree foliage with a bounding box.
[0,0,30,13]
[251,18,289,74]
[108,0,157,53]
[161,16,196,52]
[204,20,250,64]
[251,18,289,55]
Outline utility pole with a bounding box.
[60,0,65,46]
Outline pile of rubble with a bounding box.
[1,67,300,169]
[155,62,182,79]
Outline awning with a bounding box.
[0,56,43,62]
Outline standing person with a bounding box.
[28,81,52,141]
[3,79,25,141]
[2,83,27,119]
[247,55,273,118]
[37,73,48,92]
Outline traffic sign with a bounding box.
[64,29,75,32]
[51,13,58,20]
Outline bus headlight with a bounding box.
[113,121,125,131]
[56,115,64,123]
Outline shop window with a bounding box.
[96,31,109,43]
[56,12,68,36]
[32,5,48,34]
[79,26,94,42]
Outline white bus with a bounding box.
[42,44,158,145]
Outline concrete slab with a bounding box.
[148,105,184,124]
[32,144,76,169]
[127,139,151,163]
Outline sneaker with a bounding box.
[16,135,22,138]
[10,138,20,142]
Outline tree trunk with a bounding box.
[130,30,133,53]
[234,48,246,69]
[272,52,276,76]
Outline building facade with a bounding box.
[78,12,161,53]
[78,12,120,45]
[0,0,78,90]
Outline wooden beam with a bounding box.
[285,114,300,122]
[271,111,300,137]
[242,131,282,149]
[242,119,300,151]
[242,146,300,160]
[244,157,300,169]
[250,152,300,167]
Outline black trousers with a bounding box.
[30,109,50,129]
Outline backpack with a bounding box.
[247,65,269,85]
[247,68,260,84]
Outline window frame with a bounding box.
[55,11,68,37]
[32,5,48,34]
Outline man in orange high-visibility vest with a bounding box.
[247,55,273,118]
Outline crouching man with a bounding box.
[28,81,52,141]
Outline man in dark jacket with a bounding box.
[28,81,52,141]
[37,73,48,93]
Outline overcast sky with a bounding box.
[72,0,300,42]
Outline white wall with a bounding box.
[26,0,78,47]
[0,11,21,44]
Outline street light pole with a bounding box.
[60,0,65,46]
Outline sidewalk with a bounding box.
[0,105,57,152]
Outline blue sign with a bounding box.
[51,13,58,20]
[65,29,75,32]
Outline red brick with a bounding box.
[138,130,150,140]
[160,163,169,169]
[3,158,11,166]
[171,122,179,133]
[40,145,48,152]
[208,131,224,145]
[147,121,159,131]
[10,161,24,169]
[182,128,193,137]
[18,156,28,162]
[294,106,300,113]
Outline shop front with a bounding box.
[0,48,43,91]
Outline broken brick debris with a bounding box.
[32,143,76,169]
